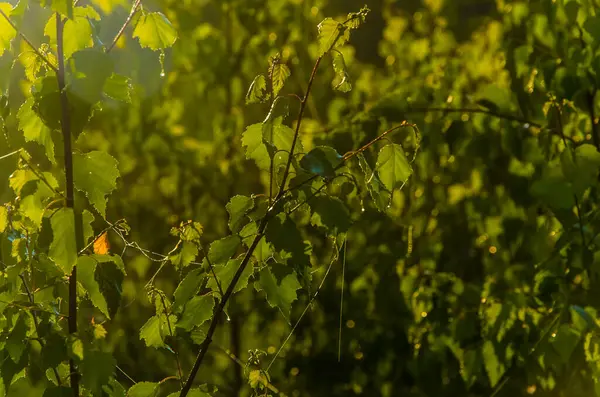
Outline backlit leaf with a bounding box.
[103,73,133,103]
[173,268,204,313]
[269,54,290,97]
[73,151,119,217]
[256,265,301,322]
[49,208,77,274]
[177,295,214,331]
[226,195,254,233]
[17,98,55,163]
[246,74,267,104]
[331,51,352,92]
[208,235,241,265]
[376,144,412,191]
[317,18,348,57]
[0,3,17,56]
[133,12,178,50]
[207,258,253,294]
[126,382,159,397]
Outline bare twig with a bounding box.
[106,0,142,53]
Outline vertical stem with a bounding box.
[274,57,322,201]
[56,12,82,396]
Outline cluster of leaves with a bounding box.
[0,1,420,396]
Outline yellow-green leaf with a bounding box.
[133,12,178,51]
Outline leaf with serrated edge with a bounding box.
[256,266,301,322]
[246,74,267,104]
[0,3,17,56]
[73,151,119,217]
[376,144,412,191]
[133,12,178,50]
[49,208,77,274]
[177,295,214,331]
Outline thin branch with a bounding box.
[106,0,142,53]
[0,9,57,72]
[204,253,224,297]
[179,217,269,397]
[0,149,22,161]
[157,292,184,388]
[56,12,83,396]
[401,106,543,128]
[274,56,322,202]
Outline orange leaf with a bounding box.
[93,232,110,255]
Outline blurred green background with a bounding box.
[3,0,600,396]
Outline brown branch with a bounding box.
[274,56,322,201]
[106,0,142,53]
[56,13,84,396]
[179,217,269,397]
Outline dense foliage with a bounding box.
[2,0,600,396]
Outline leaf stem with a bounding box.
[106,0,142,53]
[56,12,84,396]
[0,9,58,72]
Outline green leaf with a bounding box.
[208,235,241,265]
[309,196,352,234]
[0,206,7,233]
[177,295,214,331]
[139,314,177,349]
[0,4,17,57]
[133,12,178,50]
[207,258,253,294]
[376,144,412,191]
[173,268,204,314]
[317,18,349,57]
[331,51,352,92]
[269,54,290,97]
[246,74,267,104]
[240,222,273,263]
[482,341,505,388]
[7,313,29,362]
[300,146,343,178]
[561,144,600,196]
[256,265,301,322]
[49,208,77,274]
[170,241,198,269]
[531,161,575,209]
[80,350,115,395]
[47,0,73,18]
[103,73,133,103]
[78,255,110,317]
[358,153,390,212]
[265,214,311,273]
[551,324,581,363]
[166,387,213,397]
[226,195,254,233]
[242,123,270,170]
[73,151,119,217]
[127,382,159,397]
[584,15,600,43]
[17,98,55,163]
[68,49,114,104]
